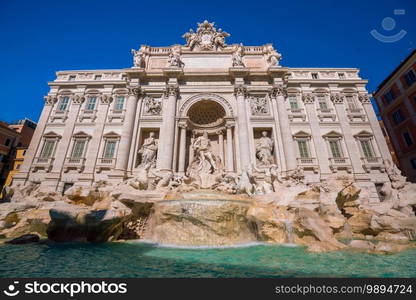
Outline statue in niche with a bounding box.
[144,96,162,115]
[255,131,274,167]
[137,132,158,168]
[186,130,223,189]
[251,97,269,115]
[131,48,144,68]
[232,44,245,67]
[167,46,184,68]
[192,130,218,173]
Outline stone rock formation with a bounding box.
[1,171,415,254]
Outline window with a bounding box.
[317,96,328,110]
[114,96,125,111]
[403,130,414,147]
[289,96,299,110]
[411,158,416,169]
[338,73,345,79]
[392,109,405,125]
[4,138,11,147]
[345,95,356,110]
[58,97,70,111]
[329,140,342,158]
[404,70,416,87]
[297,140,310,158]
[103,140,117,158]
[311,73,318,79]
[360,140,374,158]
[68,75,76,81]
[94,75,102,80]
[85,97,97,111]
[40,139,55,158]
[384,88,396,105]
[71,139,86,158]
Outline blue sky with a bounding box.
[1,0,415,123]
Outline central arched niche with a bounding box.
[177,96,235,174]
[187,99,226,128]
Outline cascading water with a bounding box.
[143,190,258,246]
[284,220,294,244]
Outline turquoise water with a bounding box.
[0,241,415,277]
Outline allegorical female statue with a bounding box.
[138,132,158,168]
[255,131,274,166]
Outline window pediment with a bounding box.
[103,131,120,139]
[293,130,311,138]
[43,131,62,139]
[354,130,373,138]
[323,130,343,138]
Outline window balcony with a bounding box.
[49,110,69,122]
[78,109,98,122]
[108,109,126,122]
[64,157,86,173]
[96,157,117,173]
[346,107,363,114]
[317,108,337,122]
[361,156,384,173]
[287,108,307,122]
[31,157,54,172]
[329,157,352,173]
[296,157,319,173]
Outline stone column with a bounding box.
[14,95,56,183]
[178,123,187,175]
[332,93,365,174]
[217,129,224,165]
[360,93,393,162]
[270,85,297,172]
[188,132,195,168]
[114,86,140,175]
[81,94,112,178]
[157,85,179,171]
[303,93,331,174]
[51,94,84,175]
[234,85,251,169]
[225,123,234,172]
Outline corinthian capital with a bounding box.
[302,93,314,103]
[330,93,343,104]
[234,85,248,97]
[71,94,85,104]
[358,93,371,104]
[128,86,141,97]
[99,94,113,104]
[44,95,57,106]
[268,84,287,98]
[164,85,179,97]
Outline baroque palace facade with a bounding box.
[14,21,393,202]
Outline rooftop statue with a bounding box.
[182,20,230,51]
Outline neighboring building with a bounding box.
[14,21,394,202]
[374,50,416,182]
[4,147,26,187]
[0,119,37,190]
[378,120,399,166]
[0,122,20,186]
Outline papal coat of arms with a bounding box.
[182,20,230,51]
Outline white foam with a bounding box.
[127,240,268,249]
